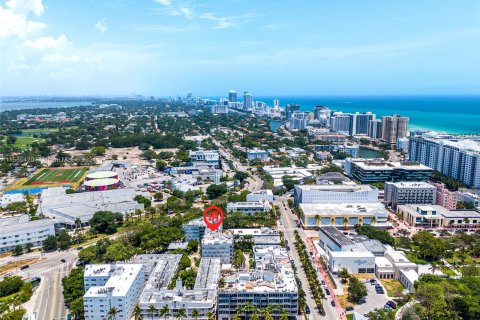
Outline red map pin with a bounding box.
[203,205,224,231]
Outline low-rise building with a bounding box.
[345,158,433,183]
[384,181,437,209]
[139,257,221,320]
[228,228,281,246]
[0,215,55,253]
[246,189,274,202]
[83,264,145,320]
[294,184,378,205]
[189,149,220,168]
[456,192,479,209]
[182,217,207,241]
[201,232,233,264]
[396,204,480,228]
[218,246,298,319]
[247,148,270,161]
[0,193,25,208]
[433,183,458,210]
[263,165,314,189]
[301,202,389,228]
[226,200,272,214]
[328,251,376,274]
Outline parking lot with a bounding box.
[352,279,390,316]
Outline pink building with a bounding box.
[433,183,457,210]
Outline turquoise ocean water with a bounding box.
[261,95,480,134]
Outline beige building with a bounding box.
[396,204,480,228]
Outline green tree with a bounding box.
[154,192,164,201]
[366,308,395,320]
[338,268,350,284]
[12,245,23,256]
[148,304,157,320]
[89,211,123,234]
[177,308,186,320]
[192,309,200,320]
[155,160,167,171]
[57,229,72,250]
[347,276,367,303]
[135,195,152,208]
[159,305,170,319]
[42,235,58,252]
[107,307,119,320]
[132,304,142,320]
[206,183,227,199]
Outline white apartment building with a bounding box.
[218,246,298,320]
[246,189,274,202]
[457,192,479,209]
[293,184,378,205]
[246,148,270,161]
[83,264,145,320]
[409,135,480,188]
[226,200,272,214]
[201,231,233,264]
[384,181,437,209]
[0,215,55,253]
[139,258,221,320]
[189,149,220,168]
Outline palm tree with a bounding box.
[148,304,157,320]
[177,308,186,320]
[339,267,350,283]
[192,309,200,320]
[74,217,81,229]
[343,217,349,230]
[429,261,439,274]
[330,217,335,225]
[371,216,377,225]
[107,307,118,320]
[260,305,275,320]
[159,305,169,320]
[207,311,216,320]
[463,217,470,227]
[314,214,320,227]
[132,304,142,320]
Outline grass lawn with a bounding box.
[24,167,88,185]
[380,279,406,297]
[405,252,431,265]
[21,128,59,134]
[337,285,355,308]
[0,258,40,274]
[446,252,480,265]
[346,315,354,320]
[2,136,45,150]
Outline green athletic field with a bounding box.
[24,167,89,186]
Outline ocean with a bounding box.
[261,95,480,134]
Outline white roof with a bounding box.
[329,251,375,258]
[400,269,419,283]
[300,202,388,217]
[86,171,118,179]
[84,178,119,187]
[84,264,143,297]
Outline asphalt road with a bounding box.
[276,197,342,320]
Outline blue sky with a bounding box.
[1,0,479,96]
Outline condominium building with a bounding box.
[189,149,220,168]
[367,119,383,140]
[218,246,298,319]
[396,205,480,228]
[201,232,234,264]
[293,184,378,205]
[289,111,310,130]
[381,115,409,143]
[226,200,272,214]
[456,192,479,209]
[408,135,480,188]
[182,217,207,241]
[0,215,55,253]
[433,183,458,210]
[349,112,376,136]
[345,158,433,183]
[211,105,228,114]
[330,112,351,135]
[384,181,437,209]
[83,264,145,320]
[139,257,221,320]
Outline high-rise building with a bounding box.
[381,115,409,143]
[330,112,351,134]
[409,135,480,188]
[243,92,253,109]
[228,90,237,103]
[349,112,376,135]
[273,99,280,109]
[368,119,383,140]
[289,111,310,130]
[285,103,300,120]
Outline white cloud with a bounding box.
[200,12,254,29]
[0,0,46,39]
[24,34,70,50]
[6,0,44,16]
[95,18,107,33]
[154,0,171,5]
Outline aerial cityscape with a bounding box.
[1,1,480,320]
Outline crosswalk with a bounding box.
[30,259,77,277]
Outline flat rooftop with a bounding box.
[202,231,233,245]
[295,184,374,192]
[301,202,388,217]
[354,160,432,171]
[0,217,55,234]
[329,251,375,258]
[84,264,143,297]
[398,204,480,218]
[387,181,436,188]
[319,226,354,246]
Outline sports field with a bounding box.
[24,167,89,185]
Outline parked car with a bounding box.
[60,259,66,263]
[76,246,84,251]
[305,306,311,314]
[386,301,397,309]
[20,265,29,270]
[331,300,336,307]
[345,306,354,311]
[321,280,325,285]
[325,289,330,295]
